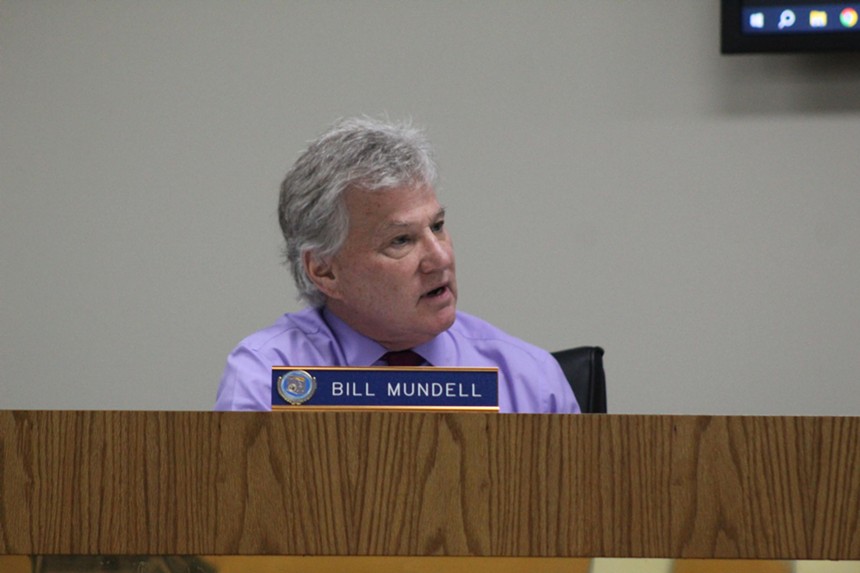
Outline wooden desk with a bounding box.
[0,412,857,559]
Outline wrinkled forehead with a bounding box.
[342,185,441,235]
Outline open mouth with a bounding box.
[424,285,447,298]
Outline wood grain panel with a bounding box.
[0,412,857,559]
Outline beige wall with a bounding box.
[2,1,859,414]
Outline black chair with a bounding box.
[551,346,607,413]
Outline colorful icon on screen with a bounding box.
[840,8,858,28]
[810,10,828,28]
[778,9,796,29]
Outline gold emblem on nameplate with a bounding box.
[277,370,317,405]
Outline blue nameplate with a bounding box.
[271,367,499,411]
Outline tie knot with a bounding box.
[382,350,425,367]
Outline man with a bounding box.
[216,117,580,413]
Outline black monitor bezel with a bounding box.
[721,0,860,53]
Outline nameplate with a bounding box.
[271,367,499,411]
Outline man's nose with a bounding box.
[419,234,453,273]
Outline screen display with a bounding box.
[722,0,860,52]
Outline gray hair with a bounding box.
[278,116,438,307]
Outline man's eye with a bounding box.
[391,235,411,246]
[431,220,445,233]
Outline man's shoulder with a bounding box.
[447,311,578,414]
[450,311,555,363]
[234,307,327,353]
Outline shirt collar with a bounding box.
[411,316,458,367]
[321,306,458,367]
[321,306,388,366]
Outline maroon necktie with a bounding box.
[382,350,425,366]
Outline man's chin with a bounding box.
[412,307,456,345]
[435,305,457,333]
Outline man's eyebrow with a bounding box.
[379,208,447,232]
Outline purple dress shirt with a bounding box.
[215,307,580,413]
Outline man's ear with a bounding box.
[303,251,340,299]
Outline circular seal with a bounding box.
[277,370,317,405]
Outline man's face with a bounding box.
[316,184,457,351]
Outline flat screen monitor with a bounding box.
[722,0,860,53]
